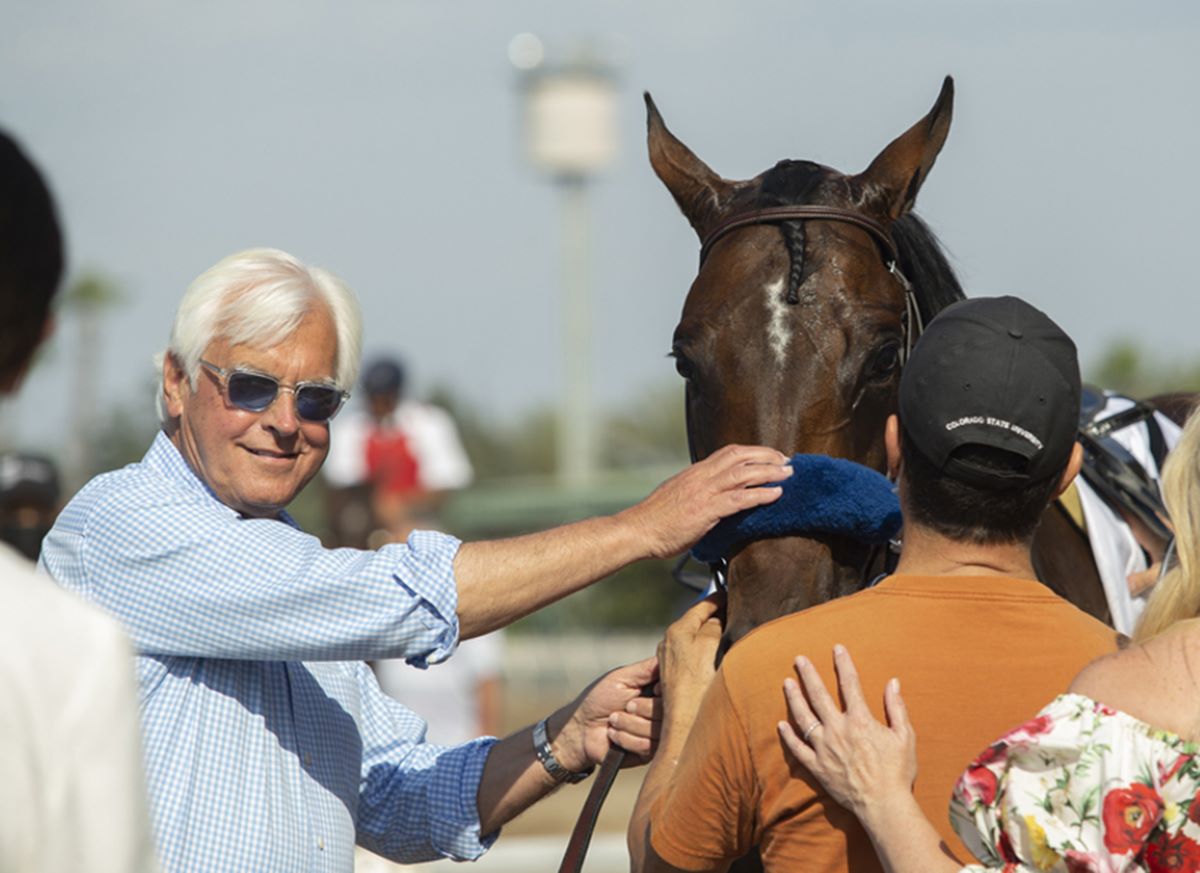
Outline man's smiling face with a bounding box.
[163,303,338,518]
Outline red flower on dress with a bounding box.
[1146,832,1200,872]
[996,713,1055,747]
[1189,793,1200,826]
[1064,850,1119,873]
[963,762,999,806]
[1024,714,1054,737]
[1159,753,1193,785]
[976,742,1006,766]
[997,829,1019,863]
[1102,783,1164,854]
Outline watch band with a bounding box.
[533,717,594,784]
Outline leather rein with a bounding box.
[556,205,921,873]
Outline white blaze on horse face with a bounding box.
[763,278,791,370]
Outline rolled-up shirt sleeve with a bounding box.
[40,433,463,664]
[353,661,497,863]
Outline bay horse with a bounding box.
[647,77,1116,648]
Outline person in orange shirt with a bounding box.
[629,297,1122,873]
[778,405,1200,873]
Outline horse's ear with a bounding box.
[855,76,954,221]
[645,92,736,238]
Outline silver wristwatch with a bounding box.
[533,717,594,784]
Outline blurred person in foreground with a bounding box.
[38,246,791,873]
[781,405,1200,873]
[0,129,157,872]
[628,297,1122,873]
[324,355,472,546]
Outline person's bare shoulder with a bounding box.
[1069,618,1200,740]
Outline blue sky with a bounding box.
[2,1,1197,452]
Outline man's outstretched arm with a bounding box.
[454,445,789,639]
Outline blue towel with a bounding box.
[691,454,902,564]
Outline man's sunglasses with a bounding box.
[199,360,349,423]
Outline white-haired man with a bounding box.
[40,247,790,873]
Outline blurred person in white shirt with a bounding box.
[0,128,158,873]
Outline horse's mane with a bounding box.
[892,213,966,324]
[753,160,965,319]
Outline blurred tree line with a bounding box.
[16,271,1198,632]
[1085,340,1200,400]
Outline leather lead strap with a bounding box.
[557,746,627,873]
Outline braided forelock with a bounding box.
[781,220,807,305]
[757,160,825,307]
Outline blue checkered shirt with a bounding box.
[39,432,497,872]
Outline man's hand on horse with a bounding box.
[551,655,662,772]
[619,444,791,560]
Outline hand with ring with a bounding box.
[777,644,917,821]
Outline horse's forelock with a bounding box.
[757,160,828,205]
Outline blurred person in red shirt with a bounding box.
[324,356,472,547]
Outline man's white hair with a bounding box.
[156,248,363,424]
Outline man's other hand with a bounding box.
[552,656,661,773]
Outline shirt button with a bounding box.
[304,753,313,766]
[317,838,325,850]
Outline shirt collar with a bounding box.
[144,430,301,529]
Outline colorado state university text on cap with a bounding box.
[898,296,1081,488]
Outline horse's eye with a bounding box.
[672,351,695,381]
[869,343,901,380]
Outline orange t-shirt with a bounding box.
[650,574,1120,873]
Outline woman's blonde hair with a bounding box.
[1133,406,1200,642]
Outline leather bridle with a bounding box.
[700,204,900,265]
[699,204,923,367]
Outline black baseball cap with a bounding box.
[898,296,1080,488]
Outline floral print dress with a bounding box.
[950,693,1200,872]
